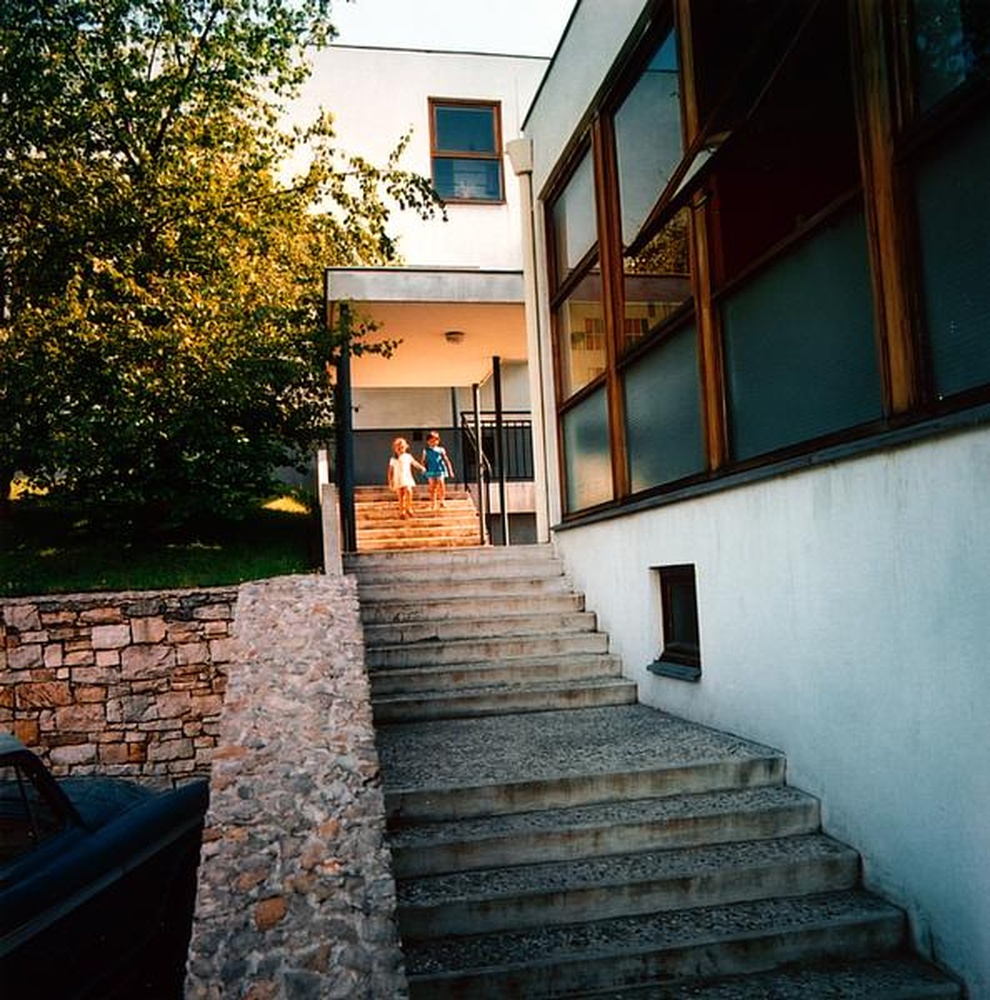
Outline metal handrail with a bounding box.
[468,384,489,545]
[459,420,494,478]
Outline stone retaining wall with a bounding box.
[0,588,236,784]
[185,574,407,999]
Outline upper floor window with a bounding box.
[429,99,504,203]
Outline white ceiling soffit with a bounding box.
[326,268,528,389]
[327,267,525,304]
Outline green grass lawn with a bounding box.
[1,493,322,598]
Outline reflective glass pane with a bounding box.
[911,0,990,112]
[562,386,612,512]
[614,29,683,244]
[555,269,605,398]
[915,107,990,397]
[723,207,881,461]
[434,105,496,153]
[712,0,859,284]
[622,208,692,352]
[433,157,502,201]
[551,151,597,277]
[624,324,704,492]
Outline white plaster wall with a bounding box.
[553,425,990,996]
[353,387,455,429]
[289,46,548,268]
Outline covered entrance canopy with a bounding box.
[323,265,538,549]
[325,266,528,388]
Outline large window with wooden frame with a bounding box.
[429,99,504,203]
[544,0,990,519]
[901,0,990,402]
[549,144,613,511]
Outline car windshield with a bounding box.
[0,758,66,863]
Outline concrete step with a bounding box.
[360,591,585,625]
[363,609,599,646]
[370,652,623,696]
[592,955,962,999]
[377,706,787,823]
[357,502,477,520]
[373,675,638,723]
[357,531,479,547]
[357,536,481,552]
[389,785,821,878]
[347,542,557,575]
[366,630,610,669]
[356,484,472,499]
[357,519,479,535]
[396,833,859,937]
[401,891,909,998]
[353,487,481,553]
[356,574,573,605]
[356,525,480,543]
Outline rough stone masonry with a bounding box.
[184,573,407,999]
[1,588,236,783]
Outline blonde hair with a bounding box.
[392,437,408,453]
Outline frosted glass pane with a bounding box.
[915,108,990,398]
[624,325,704,492]
[723,207,881,461]
[562,388,612,512]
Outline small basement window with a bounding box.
[651,563,701,681]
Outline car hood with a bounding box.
[58,777,155,829]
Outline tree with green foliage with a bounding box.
[0,0,441,521]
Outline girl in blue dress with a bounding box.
[421,430,455,510]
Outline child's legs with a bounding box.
[428,477,440,506]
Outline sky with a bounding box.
[330,0,577,57]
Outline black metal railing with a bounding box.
[348,418,533,487]
[459,413,533,484]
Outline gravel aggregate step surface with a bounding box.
[370,653,623,691]
[388,785,818,851]
[584,956,961,999]
[396,833,857,908]
[376,675,634,702]
[376,705,783,792]
[401,890,901,974]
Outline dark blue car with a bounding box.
[0,732,209,998]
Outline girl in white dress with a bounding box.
[387,437,424,519]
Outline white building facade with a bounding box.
[295,45,550,539]
[521,1,990,995]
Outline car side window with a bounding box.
[0,760,65,863]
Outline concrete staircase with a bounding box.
[355,484,482,552]
[347,545,961,999]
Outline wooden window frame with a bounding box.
[543,0,990,524]
[869,0,990,414]
[428,98,505,204]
